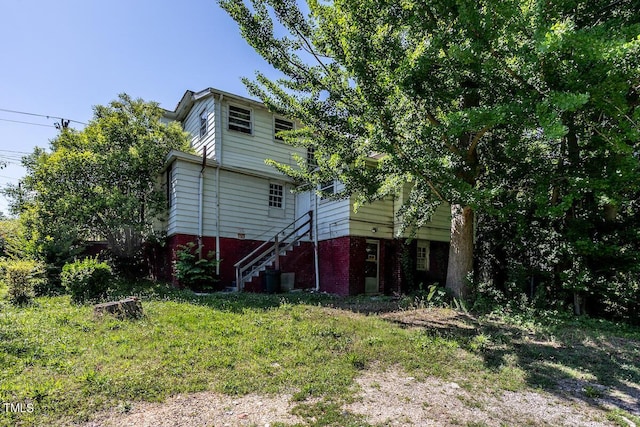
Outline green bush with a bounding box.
[174,242,220,292]
[61,258,113,303]
[3,260,46,305]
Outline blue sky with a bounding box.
[0,0,276,214]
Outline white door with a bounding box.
[295,191,312,237]
[364,240,379,295]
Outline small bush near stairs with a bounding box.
[174,242,220,292]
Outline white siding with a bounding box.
[349,196,396,239]
[221,100,306,174]
[315,181,350,241]
[410,203,451,242]
[393,183,451,242]
[183,98,216,159]
[218,169,295,240]
[167,159,217,237]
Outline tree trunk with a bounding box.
[446,204,474,300]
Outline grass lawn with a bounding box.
[0,282,639,426]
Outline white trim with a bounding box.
[228,103,253,135]
[416,240,430,271]
[273,115,294,143]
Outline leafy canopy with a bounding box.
[220,0,640,298]
[6,94,191,262]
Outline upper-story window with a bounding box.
[274,117,294,142]
[199,110,208,137]
[228,105,252,134]
[307,147,317,168]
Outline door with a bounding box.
[364,240,379,295]
[295,191,312,237]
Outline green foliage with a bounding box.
[3,259,46,305]
[220,0,640,302]
[174,242,220,292]
[61,258,113,303]
[3,94,192,277]
[0,219,26,260]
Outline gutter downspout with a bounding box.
[314,190,320,292]
[198,146,207,258]
[215,94,224,277]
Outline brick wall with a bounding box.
[164,233,315,291]
[318,236,351,295]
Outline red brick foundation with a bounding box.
[163,234,315,291]
[160,233,449,295]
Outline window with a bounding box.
[199,110,208,137]
[269,183,284,208]
[416,241,430,271]
[307,147,317,168]
[166,164,174,208]
[320,179,335,199]
[274,117,294,141]
[228,105,252,134]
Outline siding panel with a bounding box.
[183,98,216,159]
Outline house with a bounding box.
[160,87,451,295]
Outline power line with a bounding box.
[0,117,55,128]
[0,107,88,125]
[0,148,31,155]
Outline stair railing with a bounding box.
[234,211,313,290]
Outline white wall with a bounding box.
[182,98,216,159]
[220,100,306,174]
[218,169,295,240]
[166,159,217,237]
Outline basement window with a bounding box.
[228,105,252,134]
[416,240,430,271]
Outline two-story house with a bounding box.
[160,87,451,295]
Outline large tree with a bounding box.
[220,0,640,299]
[6,94,191,272]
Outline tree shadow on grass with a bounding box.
[383,309,640,418]
[111,280,404,314]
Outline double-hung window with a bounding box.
[307,147,317,168]
[416,241,430,271]
[199,110,208,137]
[269,183,284,209]
[320,179,335,199]
[228,105,252,134]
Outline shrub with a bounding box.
[61,258,113,303]
[3,260,46,305]
[174,242,220,292]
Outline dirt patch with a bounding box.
[347,368,615,427]
[82,392,304,427]
[82,368,624,427]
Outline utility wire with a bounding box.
[0,108,88,125]
[0,117,55,128]
[0,149,31,155]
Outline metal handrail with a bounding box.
[234,211,312,290]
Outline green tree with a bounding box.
[5,94,191,275]
[219,0,639,299]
